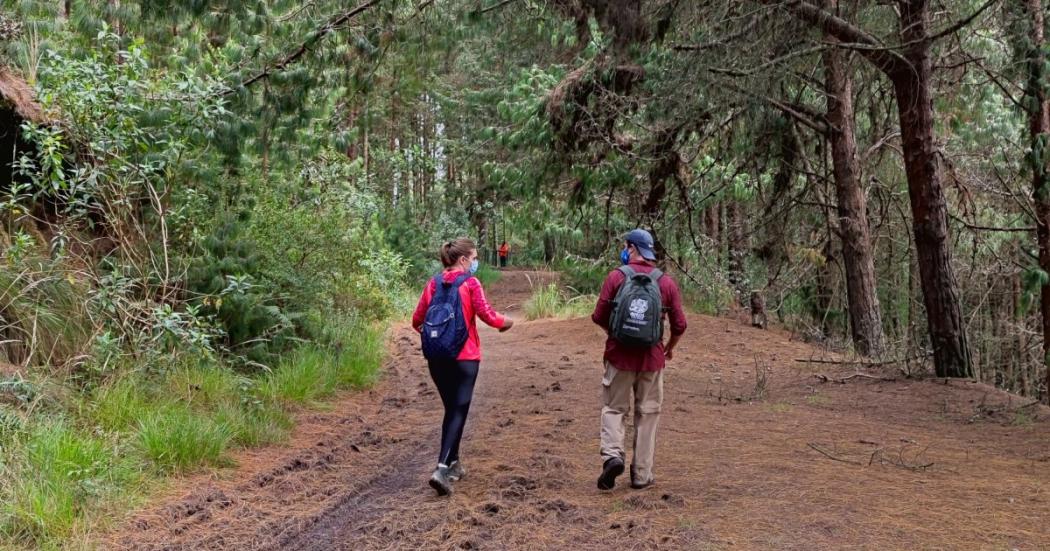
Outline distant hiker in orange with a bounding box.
[498,241,510,268]
[412,238,514,496]
[590,229,687,490]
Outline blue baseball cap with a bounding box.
[624,229,657,260]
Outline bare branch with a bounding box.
[477,0,520,15]
[231,0,385,94]
[927,0,1000,42]
[775,0,905,75]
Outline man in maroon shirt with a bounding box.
[591,229,688,490]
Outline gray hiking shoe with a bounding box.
[429,464,453,496]
[448,460,465,482]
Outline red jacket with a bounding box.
[412,270,506,361]
[591,260,688,372]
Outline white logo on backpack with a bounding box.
[629,298,649,321]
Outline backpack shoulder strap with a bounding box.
[452,273,472,287]
[617,265,636,279]
[649,268,664,281]
[431,274,448,297]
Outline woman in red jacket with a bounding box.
[412,238,514,496]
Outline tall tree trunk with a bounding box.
[1022,0,1050,402]
[822,9,885,357]
[345,106,360,161]
[888,0,970,377]
[814,237,836,336]
[783,0,972,377]
[704,202,720,247]
[1014,274,1029,396]
[727,200,747,291]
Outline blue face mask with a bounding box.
[469,259,479,274]
[620,248,630,265]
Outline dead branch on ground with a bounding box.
[813,372,896,384]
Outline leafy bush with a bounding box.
[555,255,610,295]
[186,219,295,363]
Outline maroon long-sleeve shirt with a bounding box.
[591,260,688,372]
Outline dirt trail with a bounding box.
[109,271,1050,550]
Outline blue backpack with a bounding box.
[421,273,471,360]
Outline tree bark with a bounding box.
[781,0,972,377]
[727,200,747,291]
[821,6,885,357]
[890,0,971,377]
[1022,0,1050,402]
[704,202,720,247]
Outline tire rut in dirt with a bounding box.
[261,434,437,550]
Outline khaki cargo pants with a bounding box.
[600,361,663,485]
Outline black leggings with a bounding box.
[427,359,480,465]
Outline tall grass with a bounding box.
[524,283,596,321]
[260,347,338,406]
[261,320,385,405]
[524,283,562,320]
[137,405,233,472]
[92,377,151,432]
[0,318,386,546]
[0,261,93,370]
[474,263,502,286]
[1,419,142,545]
[329,321,383,389]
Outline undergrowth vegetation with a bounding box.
[523,283,596,321]
[0,29,406,549]
[0,321,384,546]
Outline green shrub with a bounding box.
[137,406,233,472]
[186,218,295,364]
[555,256,610,295]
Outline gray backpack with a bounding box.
[609,266,664,347]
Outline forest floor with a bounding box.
[105,270,1050,550]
